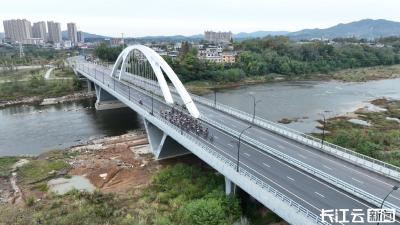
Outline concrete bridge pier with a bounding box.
[225,177,236,195]
[87,79,94,92]
[144,118,191,160]
[94,84,127,110]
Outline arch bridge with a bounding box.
[68,45,400,225]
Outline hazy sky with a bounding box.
[1,0,400,37]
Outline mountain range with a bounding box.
[61,31,107,39]
[2,19,400,41]
[131,19,400,41]
[287,19,400,40]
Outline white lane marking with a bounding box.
[253,125,395,188]
[315,192,325,198]
[287,176,295,181]
[188,91,399,219]
[240,141,380,211]
[214,136,219,139]
[352,178,364,184]
[205,139,321,212]
[298,154,307,159]
[323,165,333,171]
[228,143,234,147]
[243,152,250,157]
[238,157,321,212]
[262,163,271,168]
[277,144,285,149]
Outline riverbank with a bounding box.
[0,91,95,108]
[0,130,284,225]
[314,98,400,166]
[186,64,400,95]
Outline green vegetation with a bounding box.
[141,163,241,225]
[0,163,244,225]
[0,156,19,177]
[18,158,70,185]
[0,46,77,67]
[317,99,400,166]
[94,43,124,62]
[0,69,84,101]
[94,37,400,85]
[52,68,75,78]
[0,68,44,82]
[234,36,400,76]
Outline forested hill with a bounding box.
[95,37,400,83]
[288,19,400,40]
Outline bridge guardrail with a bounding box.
[74,60,400,215]
[78,58,400,180]
[187,92,400,181]
[72,60,330,225]
[200,115,400,216]
[99,66,400,181]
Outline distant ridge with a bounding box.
[3,19,400,42]
[288,19,400,40]
[61,31,109,39]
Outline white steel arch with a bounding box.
[111,45,200,118]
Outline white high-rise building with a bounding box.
[3,19,32,43]
[77,31,84,43]
[67,23,78,45]
[32,21,46,41]
[47,21,62,44]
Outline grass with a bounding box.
[329,64,400,82]
[314,99,400,166]
[185,75,274,95]
[18,159,71,185]
[1,162,245,225]
[52,68,75,78]
[0,73,84,101]
[0,156,19,177]
[0,68,44,82]
[185,64,400,95]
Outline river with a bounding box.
[204,78,400,133]
[1,78,399,156]
[0,98,143,156]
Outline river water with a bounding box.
[0,98,143,156]
[204,78,400,133]
[1,78,399,156]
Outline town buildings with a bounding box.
[32,21,47,41]
[3,19,32,43]
[47,21,62,44]
[204,31,232,44]
[67,23,78,45]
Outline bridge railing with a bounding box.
[72,60,330,225]
[188,90,400,180]
[106,67,400,181]
[200,116,400,216]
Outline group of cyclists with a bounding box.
[160,108,209,139]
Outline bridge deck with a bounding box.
[71,57,400,225]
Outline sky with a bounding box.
[1,0,400,37]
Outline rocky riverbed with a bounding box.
[0,91,95,108]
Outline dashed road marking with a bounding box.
[298,154,307,159]
[243,152,250,157]
[323,165,333,170]
[287,176,295,181]
[262,163,271,168]
[352,178,364,184]
[315,192,325,198]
